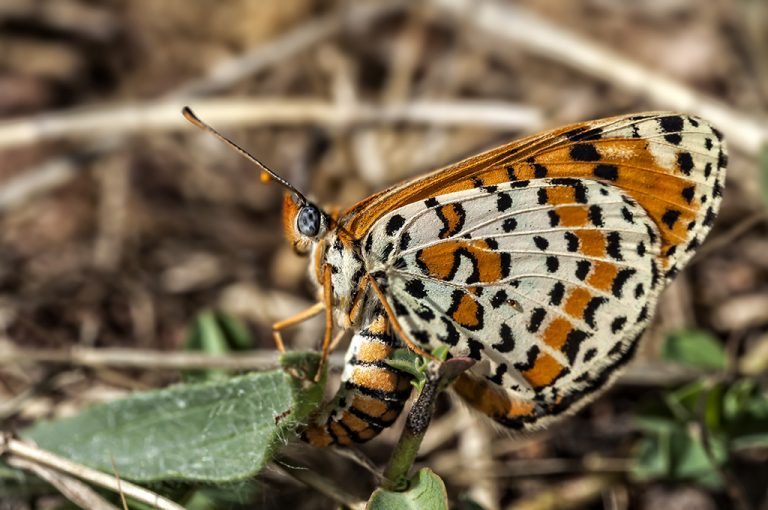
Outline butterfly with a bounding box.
[183,108,727,447]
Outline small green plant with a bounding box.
[632,330,768,491]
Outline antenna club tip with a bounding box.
[182,106,204,128]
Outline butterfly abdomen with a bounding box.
[301,312,413,447]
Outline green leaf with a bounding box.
[215,313,253,350]
[386,349,427,392]
[185,311,232,382]
[631,430,672,481]
[23,352,324,483]
[367,469,448,510]
[662,330,726,370]
[669,429,722,480]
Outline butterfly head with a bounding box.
[182,106,329,254]
[282,192,329,254]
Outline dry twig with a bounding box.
[1,436,184,510]
[0,97,542,150]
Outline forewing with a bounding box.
[345,113,726,281]
[363,179,661,407]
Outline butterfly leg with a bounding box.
[314,264,335,382]
[271,301,325,352]
[302,310,414,447]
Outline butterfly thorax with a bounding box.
[310,232,370,329]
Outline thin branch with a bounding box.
[0,98,542,150]
[0,341,345,371]
[0,156,78,211]
[7,457,121,510]
[1,436,184,510]
[431,0,768,156]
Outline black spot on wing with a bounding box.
[527,308,546,333]
[533,236,549,251]
[718,149,728,169]
[546,256,559,273]
[399,232,411,250]
[611,316,627,333]
[487,363,508,385]
[606,232,623,260]
[492,324,516,353]
[703,206,716,227]
[570,143,601,161]
[497,192,512,212]
[575,260,591,280]
[549,282,565,305]
[563,329,589,365]
[467,339,484,361]
[502,218,517,232]
[564,232,579,252]
[537,188,548,205]
[491,290,508,308]
[582,348,598,363]
[661,209,681,230]
[385,214,406,236]
[611,268,637,298]
[621,206,635,224]
[658,115,684,133]
[593,164,618,181]
[681,186,695,204]
[583,297,607,329]
[677,152,694,175]
[513,345,540,372]
[405,279,427,298]
[589,205,604,227]
[416,305,435,321]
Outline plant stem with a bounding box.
[382,357,475,491]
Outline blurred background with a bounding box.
[0,0,767,509]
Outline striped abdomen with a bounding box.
[302,312,413,447]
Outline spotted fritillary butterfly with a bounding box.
[184,109,726,447]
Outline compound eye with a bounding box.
[297,205,320,237]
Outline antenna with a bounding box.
[182,107,308,205]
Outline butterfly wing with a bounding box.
[355,113,726,428]
[344,113,726,281]
[363,178,658,424]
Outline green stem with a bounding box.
[382,357,475,491]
